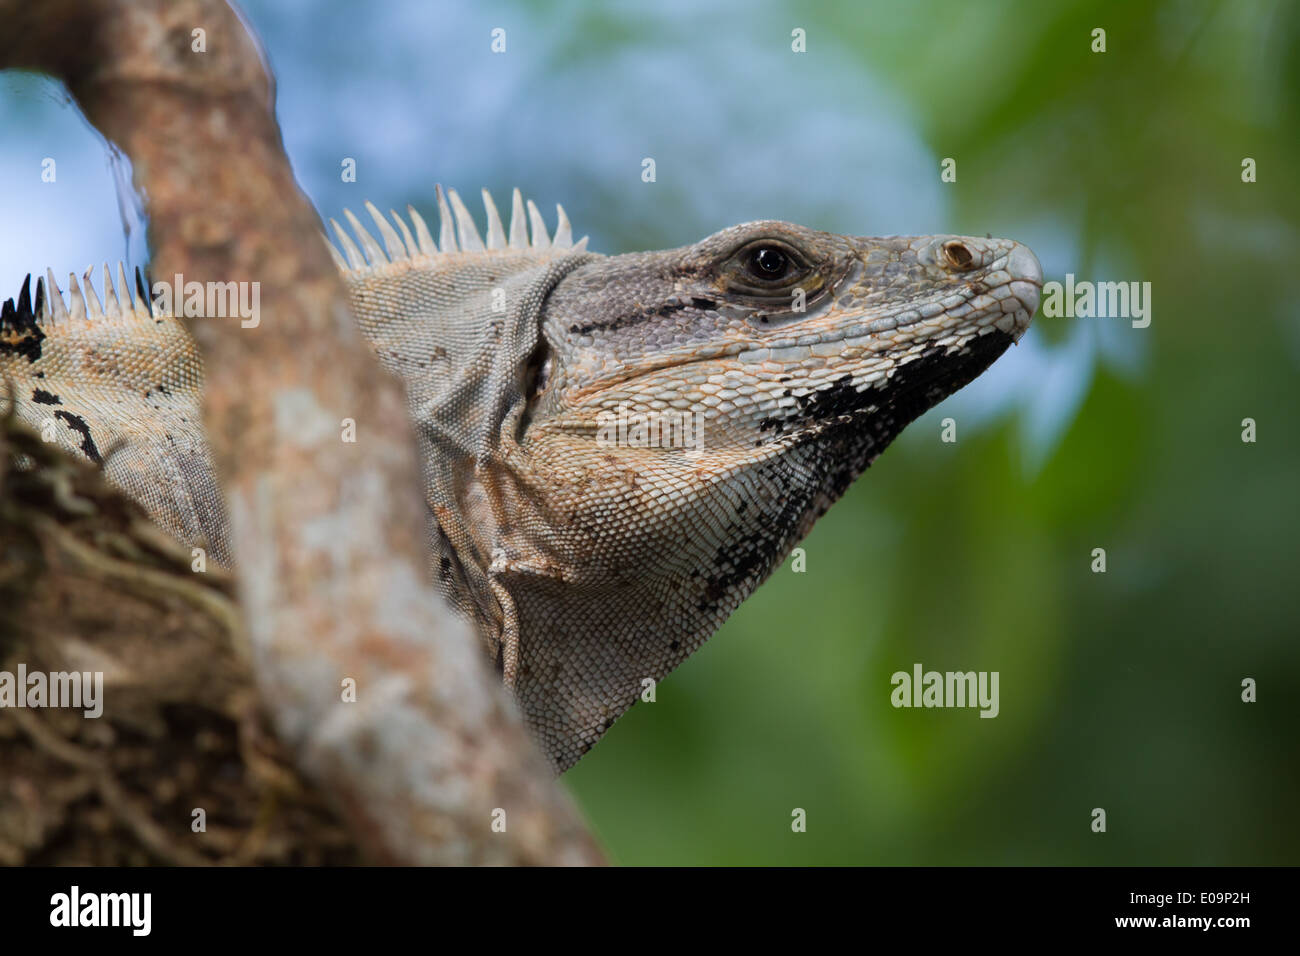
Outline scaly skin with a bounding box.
[1,191,1041,769]
[485,221,1041,765]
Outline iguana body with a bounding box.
[1,187,1041,770]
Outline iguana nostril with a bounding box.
[942,240,974,270]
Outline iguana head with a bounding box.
[340,197,1039,769]
[535,220,1040,456]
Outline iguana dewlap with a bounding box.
[1,186,1042,770]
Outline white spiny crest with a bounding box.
[325,186,586,274]
[526,200,551,251]
[67,270,87,320]
[46,270,68,320]
[388,207,421,259]
[481,189,506,250]
[447,188,484,252]
[364,201,406,261]
[99,265,120,318]
[117,263,135,314]
[508,189,528,249]
[80,266,104,318]
[25,187,584,321]
[407,204,438,255]
[34,262,157,324]
[435,185,456,253]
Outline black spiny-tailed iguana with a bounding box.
[0,186,1042,770]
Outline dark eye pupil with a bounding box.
[753,247,787,276]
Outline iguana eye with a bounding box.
[748,246,789,279]
[724,240,809,294]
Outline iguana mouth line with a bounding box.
[561,291,1031,408]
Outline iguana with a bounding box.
[0,186,1041,770]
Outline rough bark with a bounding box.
[1,413,357,864]
[0,0,603,865]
